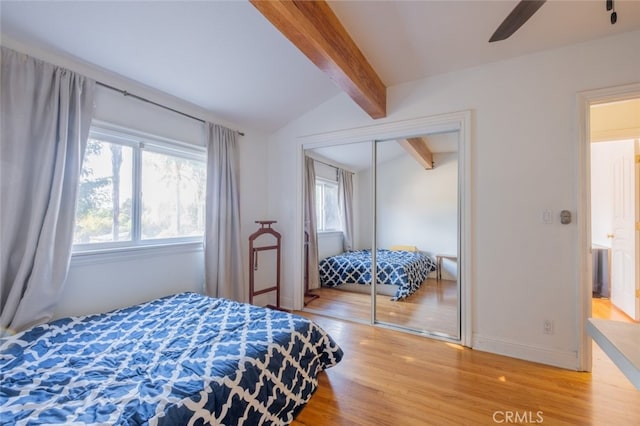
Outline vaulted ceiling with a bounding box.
[2,1,639,132]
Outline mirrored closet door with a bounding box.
[301,113,468,344]
[373,133,460,340]
[302,141,374,323]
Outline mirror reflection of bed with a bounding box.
[303,133,459,339]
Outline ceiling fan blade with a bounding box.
[489,0,546,42]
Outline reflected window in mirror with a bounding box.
[316,178,341,232]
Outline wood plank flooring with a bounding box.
[304,278,458,337]
[290,298,640,425]
[592,297,638,323]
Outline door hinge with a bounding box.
[636,154,640,164]
[636,289,640,298]
[636,222,640,231]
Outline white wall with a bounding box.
[314,160,338,181]
[2,37,269,318]
[266,30,640,369]
[376,151,458,279]
[57,246,204,318]
[317,232,344,260]
[356,167,373,250]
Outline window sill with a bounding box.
[318,231,343,236]
[71,241,203,266]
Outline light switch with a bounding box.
[542,209,553,224]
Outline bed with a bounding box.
[0,292,343,425]
[318,249,436,301]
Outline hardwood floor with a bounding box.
[592,297,637,323]
[304,278,458,337]
[290,300,639,425]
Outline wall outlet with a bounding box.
[543,319,554,335]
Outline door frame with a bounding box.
[577,82,640,371]
[296,110,473,347]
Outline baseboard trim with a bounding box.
[472,334,579,370]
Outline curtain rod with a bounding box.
[306,153,356,174]
[96,81,245,136]
[313,158,338,169]
[305,153,336,169]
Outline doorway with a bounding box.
[578,84,640,372]
[590,99,639,323]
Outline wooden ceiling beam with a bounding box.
[398,137,434,169]
[250,0,387,119]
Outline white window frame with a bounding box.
[315,177,341,233]
[72,121,206,255]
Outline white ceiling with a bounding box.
[329,0,640,86]
[2,1,639,133]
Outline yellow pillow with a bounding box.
[389,245,417,252]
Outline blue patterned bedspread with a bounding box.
[0,292,343,425]
[319,249,436,300]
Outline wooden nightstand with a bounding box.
[436,254,457,281]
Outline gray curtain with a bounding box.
[0,47,96,334]
[204,123,244,301]
[338,168,354,252]
[304,157,320,290]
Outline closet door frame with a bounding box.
[297,110,473,346]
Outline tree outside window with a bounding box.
[73,128,206,250]
[316,180,341,232]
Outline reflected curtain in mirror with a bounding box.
[338,168,354,251]
[304,157,320,290]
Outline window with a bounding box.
[140,150,205,239]
[75,139,133,244]
[315,179,341,232]
[73,125,206,251]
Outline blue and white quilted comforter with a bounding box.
[319,249,436,301]
[0,292,343,425]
